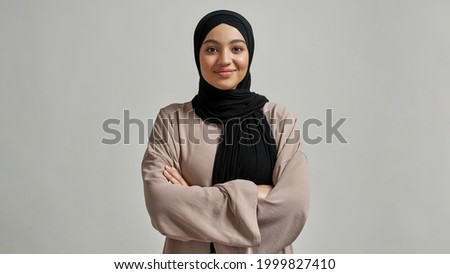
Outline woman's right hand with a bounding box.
[257,185,273,199]
[163,165,189,186]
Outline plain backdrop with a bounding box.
[1,0,449,253]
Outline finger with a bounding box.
[164,166,189,186]
[163,168,181,185]
[166,168,187,186]
[168,167,188,186]
[164,166,186,185]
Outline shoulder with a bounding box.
[263,102,301,147]
[263,101,298,121]
[157,101,194,119]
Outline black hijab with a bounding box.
[191,10,277,187]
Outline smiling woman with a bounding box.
[199,24,249,90]
[141,10,309,254]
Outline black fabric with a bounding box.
[191,10,277,253]
[192,87,277,186]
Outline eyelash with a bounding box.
[205,47,245,53]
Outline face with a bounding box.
[199,23,249,90]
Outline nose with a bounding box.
[217,49,232,66]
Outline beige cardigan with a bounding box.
[141,101,309,253]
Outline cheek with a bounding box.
[199,54,214,73]
[235,54,249,71]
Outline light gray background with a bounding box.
[1,0,449,253]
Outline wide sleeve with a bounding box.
[252,106,310,253]
[141,107,261,247]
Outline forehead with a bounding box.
[203,23,245,42]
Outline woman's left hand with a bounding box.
[163,166,189,186]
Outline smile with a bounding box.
[214,69,236,77]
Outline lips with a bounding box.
[215,69,236,77]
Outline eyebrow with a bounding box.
[202,39,246,45]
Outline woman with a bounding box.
[141,10,309,254]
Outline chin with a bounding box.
[216,85,235,90]
[212,81,239,90]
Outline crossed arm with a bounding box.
[163,165,273,199]
[142,104,309,252]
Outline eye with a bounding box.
[232,47,244,53]
[206,47,218,53]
